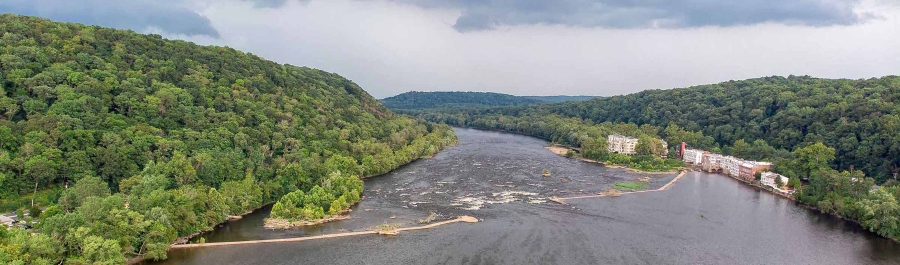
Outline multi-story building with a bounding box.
[739,161,773,180]
[682,148,706,165]
[721,156,743,177]
[702,153,725,172]
[607,134,639,155]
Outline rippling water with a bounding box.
[146,128,900,265]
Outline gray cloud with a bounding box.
[240,0,313,8]
[186,0,899,99]
[242,0,288,8]
[0,0,220,37]
[391,0,871,32]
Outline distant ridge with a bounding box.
[380,91,595,110]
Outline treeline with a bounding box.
[380,91,544,110]
[418,112,681,171]
[521,95,596,103]
[0,14,456,264]
[776,143,900,240]
[405,74,900,240]
[439,75,899,183]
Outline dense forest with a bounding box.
[380,91,594,110]
[521,95,595,103]
[380,91,543,110]
[407,76,900,183]
[0,14,456,264]
[406,75,900,241]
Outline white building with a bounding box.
[761,171,792,193]
[607,134,639,155]
[721,156,743,177]
[682,148,705,165]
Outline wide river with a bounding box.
[147,128,900,265]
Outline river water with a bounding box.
[147,128,900,265]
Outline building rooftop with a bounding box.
[0,215,14,224]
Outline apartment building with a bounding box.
[607,134,639,155]
[682,148,706,165]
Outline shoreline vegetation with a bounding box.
[544,145,680,174]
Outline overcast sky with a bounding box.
[3,0,899,98]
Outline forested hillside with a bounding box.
[521,95,595,102]
[380,91,544,109]
[380,91,595,110]
[0,14,456,264]
[415,76,900,183]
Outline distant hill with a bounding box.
[522,95,596,102]
[380,91,594,110]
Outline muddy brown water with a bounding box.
[144,128,900,265]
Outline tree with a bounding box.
[774,176,784,188]
[276,163,311,192]
[59,176,111,211]
[24,154,57,199]
[790,142,836,180]
[79,235,126,265]
[788,177,801,189]
[635,136,653,156]
[167,151,197,187]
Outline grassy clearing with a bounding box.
[0,187,63,213]
[614,182,646,190]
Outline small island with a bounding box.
[265,172,364,229]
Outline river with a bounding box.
[145,128,900,265]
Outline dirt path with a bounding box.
[551,171,687,204]
[170,216,479,249]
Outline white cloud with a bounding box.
[180,0,899,98]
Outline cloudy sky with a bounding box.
[3,0,899,98]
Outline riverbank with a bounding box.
[126,202,276,264]
[170,216,479,249]
[693,167,900,243]
[544,145,680,174]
